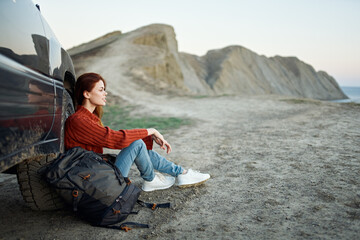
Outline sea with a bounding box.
[335,86,360,103]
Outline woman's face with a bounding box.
[85,80,107,106]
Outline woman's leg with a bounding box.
[115,140,183,180]
[115,139,210,191]
[148,150,184,177]
[115,140,155,181]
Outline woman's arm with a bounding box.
[66,115,151,150]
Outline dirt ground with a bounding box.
[0,94,359,240]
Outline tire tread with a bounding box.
[17,155,65,211]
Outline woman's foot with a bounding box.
[176,169,210,187]
[142,172,175,192]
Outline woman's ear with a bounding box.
[83,90,91,99]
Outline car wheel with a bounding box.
[16,89,74,210]
[16,154,65,210]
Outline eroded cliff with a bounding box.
[69,24,347,100]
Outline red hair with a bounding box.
[75,73,106,126]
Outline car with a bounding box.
[0,0,76,210]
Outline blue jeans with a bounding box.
[115,140,184,181]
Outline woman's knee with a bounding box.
[131,139,146,149]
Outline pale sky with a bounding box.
[35,0,360,86]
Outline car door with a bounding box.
[0,0,55,168]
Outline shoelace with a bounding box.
[155,172,166,182]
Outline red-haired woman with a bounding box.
[65,73,210,192]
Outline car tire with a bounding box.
[16,89,74,210]
[16,154,66,210]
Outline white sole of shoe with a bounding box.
[142,187,170,192]
[177,178,209,188]
[142,184,174,192]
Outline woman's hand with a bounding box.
[152,135,172,154]
[147,128,172,154]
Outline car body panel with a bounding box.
[0,0,75,172]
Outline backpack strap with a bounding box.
[72,189,80,212]
[137,200,171,210]
[104,222,150,232]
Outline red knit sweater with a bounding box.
[65,106,153,153]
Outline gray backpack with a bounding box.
[42,147,169,231]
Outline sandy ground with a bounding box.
[0,94,359,240]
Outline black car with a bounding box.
[0,0,76,210]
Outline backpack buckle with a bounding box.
[120,226,132,232]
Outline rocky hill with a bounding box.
[69,24,347,100]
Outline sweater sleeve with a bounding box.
[142,135,154,150]
[67,116,153,150]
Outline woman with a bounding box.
[65,73,210,192]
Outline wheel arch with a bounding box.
[63,71,75,97]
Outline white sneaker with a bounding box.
[142,173,175,192]
[176,169,210,187]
